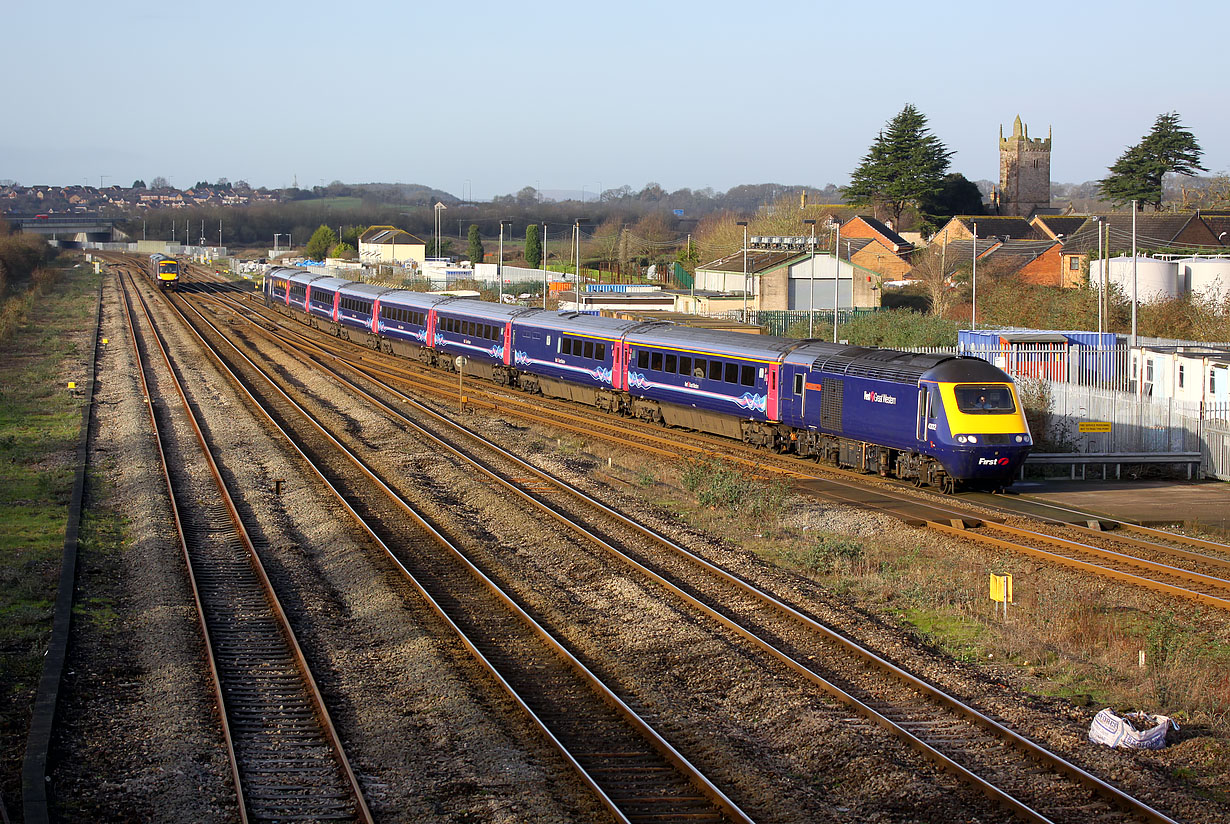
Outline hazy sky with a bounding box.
[4,0,1226,200]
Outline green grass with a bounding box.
[0,256,100,811]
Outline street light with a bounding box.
[736,221,749,323]
[573,218,584,309]
[434,202,447,260]
[803,219,817,337]
[972,221,978,332]
[542,222,549,309]
[832,218,842,342]
[498,220,511,303]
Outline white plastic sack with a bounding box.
[1088,708,1178,750]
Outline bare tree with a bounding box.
[908,245,960,317]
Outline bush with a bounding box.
[802,535,864,573]
[679,455,788,518]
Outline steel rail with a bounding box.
[170,288,754,824]
[120,272,372,823]
[211,292,1182,824]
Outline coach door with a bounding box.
[611,340,624,390]
[503,322,513,365]
[766,363,780,421]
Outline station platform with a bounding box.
[1008,477,1230,537]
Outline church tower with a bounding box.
[999,116,1051,217]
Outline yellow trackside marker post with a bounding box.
[990,573,1013,620]
[67,382,76,390]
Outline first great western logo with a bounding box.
[862,390,897,405]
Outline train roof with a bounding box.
[435,298,536,322]
[626,323,803,359]
[378,290,454,310]
[300,276,354,292]
[278,268,331,285]
[337,281,394,300]
[515,310,649,338]
[786,342,1010,384]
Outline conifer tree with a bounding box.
[841,104,953,227]
[1099,112,1205,210]
[466,224,484,265]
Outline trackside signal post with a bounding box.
[990,573,1013,619]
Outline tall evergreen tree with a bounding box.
[466,224,484,265]
[1099,112,1205,210]
[841,104,953,227]
[525,224,542,268]
[305,225,337,260]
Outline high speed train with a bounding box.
[149,254,180,290]
[263,268,1032,491]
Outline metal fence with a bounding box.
[711,308,878,336]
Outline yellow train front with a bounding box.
[149,253,180,290]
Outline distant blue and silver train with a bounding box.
[263,268,1032,491]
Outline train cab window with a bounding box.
[680,356,692,376]
[794,374,804,396]
[584,340,595,359]
[665,354,676,373]
[928,386,940,419]
[954,385,1015,414]
[638,351,649,369]
[741,365,755,386]
[724,362,738,384]
[595,343,605,361]
[708,360,723,381]
[650,352,663,371]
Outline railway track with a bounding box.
[183,280,1185,823]
[213,284,1230,615]
[165,277,753,823]
[115,270,372,824]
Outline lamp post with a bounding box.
[803,219,817,337]
[498,220,510,303]
[1131,201,1138,348]
[1096,217,1104,336]
[972,221,978,331]
[573,218,583,310]
[434,202,447,260]
[542,222,549,309]
[736,221,748,323]
[832,219,841,342]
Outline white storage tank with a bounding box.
[1091,256,1179,303]
[1183,257,1230,302]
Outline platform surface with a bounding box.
[1011,477,1230,537]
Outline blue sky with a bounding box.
[3,0,1226,200]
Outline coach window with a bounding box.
[724,362,738,384]
[650,352,663,371]
[638,351,649,369]
[741,365,755,386]
[596,342,606,360]
[562,337,573,355]
[680,356,691,376]
[665,354,677,373]
[584,340,594,359]
[708,360,723,381]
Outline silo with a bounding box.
[1186,257,1230,302]
[1102,256,1179,303]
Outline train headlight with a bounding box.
[957,435,967,443]
[1015,435,1024,443]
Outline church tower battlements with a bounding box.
[999,115,1051,217]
